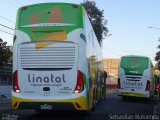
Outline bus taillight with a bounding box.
[117,78,121,89]
[145,80,150,91]
[22,7,27,11]
[13,70,21,93]
[73,71,84,93]
[72,5,78,8]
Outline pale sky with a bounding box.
[0,0,160,65]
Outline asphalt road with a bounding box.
[0,90,159,120]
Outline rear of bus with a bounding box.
[12,3,89,111]
[118,56,153,98]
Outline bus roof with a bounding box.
[19,2,80,9]
[121,55,150,59]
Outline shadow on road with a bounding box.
[120,97,152,103]
[22,111,85,120]
[21,110,105,120]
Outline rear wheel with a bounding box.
[91,96,96,111]
[102,86,106,100]
[122,96,128,100]
[102,92,106,100]
[158,91,160,101]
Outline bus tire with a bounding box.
[102,93,106,100]
[91,99,96,111]
[158,92,160,101]
[122,96,128,100]
[91,94,96,111]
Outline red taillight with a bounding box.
[22,7,27,11]
[13,70,21,93]
[73,71,84,93]
[117,78,121,89]
[145,80,150,91]
[72,5,78,8]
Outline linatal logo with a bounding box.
[28,74,66,84]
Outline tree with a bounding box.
[155,51,160,62]
[0,38,12,66]
[155,38,160,70]
[82,1,109,46]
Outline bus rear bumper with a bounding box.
[118,91,150,98]
[11,96,88,111]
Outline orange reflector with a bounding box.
[14,102,18,107]
[75,102,81,108]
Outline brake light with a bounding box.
[145,80,150,91]
[73,71,84,93]
[117,78,121,89]
[13,70,21,93]
[22,7,27,11]
[72,5,78,8]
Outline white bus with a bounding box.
[12,2,105,111]
[118,55,154,99]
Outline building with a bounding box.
[103,58,120,85]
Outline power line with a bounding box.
[106,46,157,55]
[0,16,15,24]
[0,24,14,31]
[102,48,122,57]
[5,0,19,8]
[0,29,13,35]
[14,0,23,5]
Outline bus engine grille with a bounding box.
[18,44,77,70]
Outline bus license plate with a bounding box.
[40,104,52,110]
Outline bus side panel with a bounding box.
[84,9,104,109]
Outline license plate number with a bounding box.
[40,104,52,110]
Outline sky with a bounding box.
[0,0,160,65]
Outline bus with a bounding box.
[118,55,154,99]
[12,2,105,111]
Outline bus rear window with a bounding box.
[20,4,78,27]
[120,57,149,69]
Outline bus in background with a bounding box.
[12,2,105,111]
[118,55,154,99]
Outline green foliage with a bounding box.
[155,38,160,64]
[0,38,12,66]
[155,38,160,69]
[155,51,160,62]
[82,1,109,46]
